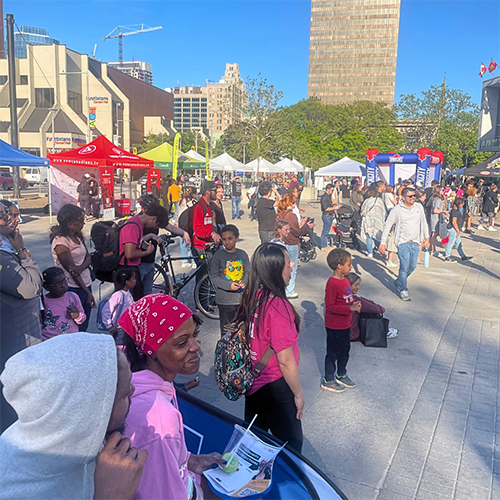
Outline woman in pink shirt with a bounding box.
[233,242,304,452]
[119,294,224,500]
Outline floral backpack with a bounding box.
[214,322,274,401]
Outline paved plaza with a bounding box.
[16,190,500,500]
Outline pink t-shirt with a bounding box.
[41,292,86,341]
[51,235,92,288]
[248,296,300,395]
[119,215,143,266]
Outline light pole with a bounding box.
[48,107,58,224]
[59,71,91,144]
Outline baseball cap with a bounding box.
[202,180,216,193]
[84,173,90,178]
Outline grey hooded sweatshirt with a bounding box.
[0,333,118,500]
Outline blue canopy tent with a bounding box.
[0,139,49,167]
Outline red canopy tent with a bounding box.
[47,135,154,217]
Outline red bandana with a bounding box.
[118,294,193,355]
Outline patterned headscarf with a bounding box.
[118,294,193,355]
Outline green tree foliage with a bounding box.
[395,83,481,170]
[132,133,172,154]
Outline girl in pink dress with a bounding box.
[41,267,85,341]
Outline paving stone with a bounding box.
[415,490,451,500]
[377,490,412,500]
[417,480,454,498]
[458,465,495,488]
[420,470,456,489]
[465,426,496,444]
[463,440,495,458]
[454,482,491,500]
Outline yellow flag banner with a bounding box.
[172,133,180,180]
[205,139,211,181]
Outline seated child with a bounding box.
[346,272,398,341]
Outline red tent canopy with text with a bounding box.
[47,135,154,215]
[47,134,153,169]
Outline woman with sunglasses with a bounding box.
[0,199,43,432]
[49,203,95,330]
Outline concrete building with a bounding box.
[12,26,60,58]
[478,76,500,152]
[108,60,153,85]
[172,63,244,139]
[0,44,173,156]
[308,0,401,106]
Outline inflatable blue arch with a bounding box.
[366,148,444,187]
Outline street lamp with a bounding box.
[59,71,91,144]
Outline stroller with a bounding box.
[328,204,361,250]
[299,233,317,262]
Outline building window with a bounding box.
[201,98,207,102]
[35,88,54,108]
[174,98,181,103]
[20,75,28,85]
[68,90,82,114]
[0,76,7,85]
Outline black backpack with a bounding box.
[178,201,209,238]
[90,219,140,281]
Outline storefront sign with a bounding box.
[89,96,109,104]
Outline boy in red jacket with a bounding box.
[321,249,361,393]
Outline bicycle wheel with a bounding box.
[194,272,219,320]
[152,264,170,295]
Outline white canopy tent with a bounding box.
[211,152,252,172]
[246,157,284,173]
[184,149,224,170]
[314,156,365,190]
[274,158,302,173]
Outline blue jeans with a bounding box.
[68,285,92,331]
[284,244,299,296]
[180,236,192,264]
[171,201,179,221]
[321,213,334,249]
[445,228,466,258]
[138,262,155,296]
[232,197,241,219]
[396,242,419,292]
[365,234,377,255]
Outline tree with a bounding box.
[132,133,172,154]
[395,82,481,170]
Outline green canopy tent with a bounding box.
[138,143,205,170]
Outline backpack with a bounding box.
[96,291,126,332]
[214,323,274,401]
[90,220,140,280]
[178,200,209,238]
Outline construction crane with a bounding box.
[103,24,163,64]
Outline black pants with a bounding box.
[324,327,351,380]
[245,377,303,453]
[80,195,92,216]
[259,230,274,244]
[91,197,101,217]
[218,304,239,337]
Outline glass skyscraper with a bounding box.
[12,26,59,58]
[308,0,401,106]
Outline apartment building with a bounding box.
[308,0,401,106]
[108,60,153,85]
[172,63,244,139]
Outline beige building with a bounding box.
[0,44,173,156]
[172,63,244,139]
[308,0,401,106]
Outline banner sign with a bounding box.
[205,139,211,181]
[172,133,180,180]
[99,167,115,210]
[89,107,96,129]
[147,168,161,198]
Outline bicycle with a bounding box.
[152,235,219,320]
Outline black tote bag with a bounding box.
[359,313,388,348]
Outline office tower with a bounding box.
[11,26,59,58]
[308,0,401,106]
[108,61,153,85]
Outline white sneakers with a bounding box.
[488,226,497,232]
[387,328,399,339]
[386,260,398,268]
[477,225,485,230]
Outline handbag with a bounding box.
[438,213,449,239]
[359,312,388,348]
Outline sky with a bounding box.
[4,0,499,107]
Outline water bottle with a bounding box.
[424,251,430,268]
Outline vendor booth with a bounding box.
[0,138,50,169]
[314,157,365,190]
[274,158,303,173]
[211,152,251,173]
[366,149,444,187]
[462,151,500,177]
[47,135,153,218]
[139,143,206,171]
[245,157,281,173]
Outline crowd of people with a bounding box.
[0,168,498,500]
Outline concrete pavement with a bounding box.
[13,195,500,500]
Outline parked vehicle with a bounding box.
[24,167,48,186]
[0,172,29,191]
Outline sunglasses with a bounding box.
[406,194,416,198]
